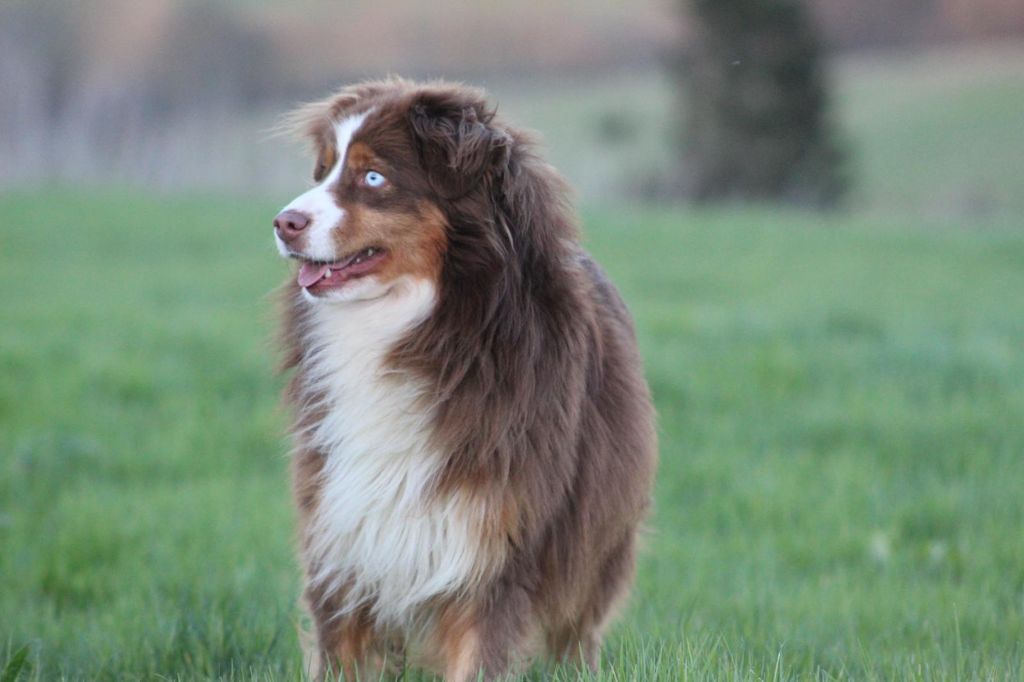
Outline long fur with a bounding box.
[275,78,657,680]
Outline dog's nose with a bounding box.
[274,210,311,243]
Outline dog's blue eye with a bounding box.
[364,171,386,188]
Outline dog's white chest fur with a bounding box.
[299,278,486,626]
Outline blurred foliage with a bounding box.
[0,0,1022,200]
[141,3,280,117]
[672,0,848,208]
[0,1,283,188]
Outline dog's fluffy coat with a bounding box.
[275,78,657,680]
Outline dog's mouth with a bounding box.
[293,247,387,293]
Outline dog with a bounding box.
[273,78,657,681]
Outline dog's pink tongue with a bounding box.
[298,262,331,288]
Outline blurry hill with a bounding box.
[16,0,1023,89]
[812,0,1024,49]
[0,0,1022,207]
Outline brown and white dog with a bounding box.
[272,78,657,681]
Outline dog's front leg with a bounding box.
[303,597,381,681]
[435,607,483,682]
[435,581,535,682]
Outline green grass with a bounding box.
[1,188,1023,680]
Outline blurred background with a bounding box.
[2,1,1023,679]
[1,0,1022,215]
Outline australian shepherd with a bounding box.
[272,78,657,681]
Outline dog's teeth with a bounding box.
[366,248,375,257]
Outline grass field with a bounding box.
[3,193,1023,680]
[3,47,1024,681]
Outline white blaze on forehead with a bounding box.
[278,110,371,261]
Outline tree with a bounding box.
[674,0,848,207]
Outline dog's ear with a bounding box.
[409,90,511,199]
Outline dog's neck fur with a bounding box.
[295,276,495,628]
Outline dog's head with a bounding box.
[273,79,512,303]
